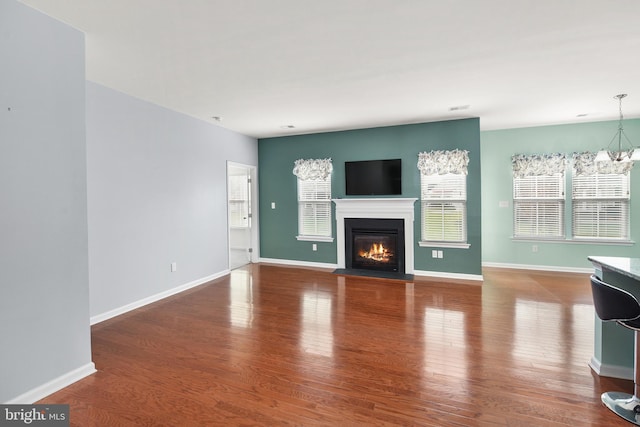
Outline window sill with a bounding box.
[296,235,334,243]
[512,237,635,246]
[419,241,470,249]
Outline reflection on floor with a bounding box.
[39,264,632,426]
[229,248,250,270]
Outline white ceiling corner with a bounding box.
[18,0,640,138]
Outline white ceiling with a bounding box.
[19,0,640,139]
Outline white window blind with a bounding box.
[420,173,467,242]
[513,174,565,238]
[297,178,332,237]
[572,173,630,239]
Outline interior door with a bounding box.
[228,163,254,270]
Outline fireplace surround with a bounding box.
[333,198,417,274]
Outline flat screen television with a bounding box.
[345,159,402,196]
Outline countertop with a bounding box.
[588,256,640,281]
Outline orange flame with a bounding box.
[358,242,392,262]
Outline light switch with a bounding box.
[271,202,276,209]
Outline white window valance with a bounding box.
[572,151,634,176]
[417,149,469,176]
[511,153,566,178]
[292,158,333,181]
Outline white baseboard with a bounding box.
[259,259,591,279]
[589,356,633,380]
[259,259,484,282]
[482,262,592,274]
[5,362,97,404]
[90,270,229,325]
[258,257,338,270]
[413,269,483,282]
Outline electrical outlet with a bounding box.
[437,250,443,259]
[432,250,438,258]
[532,245,538,253]
[271,202,276,209]
[312,243,317,251]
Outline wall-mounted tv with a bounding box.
[345,159,402,196]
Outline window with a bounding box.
[421,174,466,242]
[228,174,249,228]
[417,150,469,246]
[513,174,565,238]
[293,158,333,241]
[297,178,332,237]
[572,152,632,240]
[512,154,566,239]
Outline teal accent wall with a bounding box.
[481,118,640,269]
[258,118,482,275]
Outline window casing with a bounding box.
[513,174,565,239]
[421,173,467,243]
[511,153,567,240]
[297,178,332,239]
[417,149,469,247]
[572,172,630,240]
[293,158,333,241]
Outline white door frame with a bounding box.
[227,161,259,268]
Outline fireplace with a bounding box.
[333,198,417,275]
[345,218,405,273]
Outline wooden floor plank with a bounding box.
[39,264,633,426]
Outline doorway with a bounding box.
[227,162,257,270]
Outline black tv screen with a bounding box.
[345,159,402,196]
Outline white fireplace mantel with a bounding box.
[333,198,417,273]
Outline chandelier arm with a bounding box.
[605,131,622,151]
[621,130,634,149]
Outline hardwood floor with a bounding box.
[39,264,633,426]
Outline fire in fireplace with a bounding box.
[358,241,391,262]
[345,218,405,273]
[354,235,396,266]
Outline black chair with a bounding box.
[591,274,640,425]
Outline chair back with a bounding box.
[590,275,640,323]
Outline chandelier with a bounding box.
[595,94,640,163]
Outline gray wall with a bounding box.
[86,82,258,318]
[0,1,93,402]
